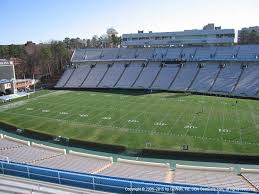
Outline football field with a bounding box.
[0,89,259,155]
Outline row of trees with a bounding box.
[0,41,71,79]
[239,30,259,44]
[0,28,121,81]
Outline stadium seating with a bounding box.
[135,47,154,59]
[97,158,171,182]
[237,45,259,60]
[151,63,180,90]
[115,62,143,88]
[189,63,219,92]
[0,134,258,193]
[173,164,255,191]
[56,45,259,98]
[153,48,168,60]
[83,49,102,60]
[71,49,86,61]
[64,64,91,88]
[55,68,74,88]
[195,47,217,60]
[81,63,109,88]
[0,143,63,164]
[100,48,119,60]
[181,47,197,60]
[165,47,182,60]
[169,63,199,91]
[34,150,112,174]
[0,136,28,151]
[98,62,126,88]
[211,63,242,93]
[241,168,259,190]
[233,64,259,96]
[132,62,161,89]
[214,46,239,60]
[118,48,137,59]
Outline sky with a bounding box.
[0,0,259,45]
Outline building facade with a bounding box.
[122,24,235,47]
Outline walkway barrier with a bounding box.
[0,160,256,194]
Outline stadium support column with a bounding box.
[11,80,17,94]
[11,61,17,94]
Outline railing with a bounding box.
[0,160,256,194]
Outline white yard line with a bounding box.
[184,101,203,137]
[235,103,242,143]
[134,96,167,131]
[247,101,258,129]
[169,98,195,133]
[202,101,214,138]
[221,100,226,140]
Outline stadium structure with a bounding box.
[0,25,259,194]
[0,59,37,102]
[55,45,259,99]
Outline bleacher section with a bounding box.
[169,63,199,91]
[64,64,91,88]
[132,62,161,89]
[234,64,259,96]
[151,63,180,90]
[55,68,74,88]
[98,62,125,88]
[173,164,255,191]
[165,47,182,60]
[0,139,64,164]
[135,48,154,59]
[56,45,259,98]
[97,158,171,182]
[189,63,219,92]
[34,150,112,174]
[100,48,119,60]
[237,45,259,60]
[211,63,242,93]
[214,46,238,60]
[71,49,86,61]
[83,49,102,60]
[153,48,168,60]
[0,134,259,193]
[118,48,137,59]
[195,47,217,60]
[241,168,259,190]
[115,62,143,88]
[81,63,108,88]
[181,47,197,60]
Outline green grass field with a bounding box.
[0,90,259,155]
